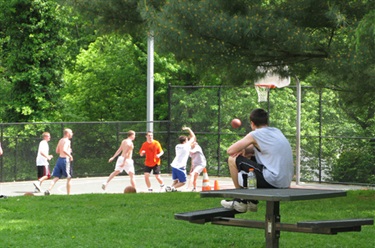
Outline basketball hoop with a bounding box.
[255,84,276,102]
[254,65,291,102]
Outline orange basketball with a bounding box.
[124,186,137,194]
[231,118,241,128]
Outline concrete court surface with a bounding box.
[0,174,235,197]
[0,173,369,197]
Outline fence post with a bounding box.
[217,86,222,176]
[0,125,3,182]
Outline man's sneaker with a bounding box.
[148,188,153,192]
[171,186,177,192]
[191,188,196,192]
[44,190,50,196]
[101,183,106,190]
[220,200,248,213]
[33,182,41,192]
[247,201,258,212]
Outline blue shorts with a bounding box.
[52,157,72,178]
[172,167,187,183]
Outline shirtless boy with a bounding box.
[102,130,136,190]
[45,128,73,195]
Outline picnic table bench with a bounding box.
[175,188,373,248]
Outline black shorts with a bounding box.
[235,155,275,189]
[144,165,161,174]
[36,165,50,179]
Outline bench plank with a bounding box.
[297,218,374,228]
[297,218,374,234]
[175,207,240,224]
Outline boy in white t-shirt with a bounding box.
[33,132,53,192]
[166,127,196,192]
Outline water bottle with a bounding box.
[247,168,257,189]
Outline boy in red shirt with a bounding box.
[139,131,165,192]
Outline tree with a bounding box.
[0,0,69,122]
[62,33,188,121]
[63,1,374,112]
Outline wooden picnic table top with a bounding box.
[200,188,347,202]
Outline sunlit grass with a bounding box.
[0,191,374,247]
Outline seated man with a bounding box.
[221,108,294,212]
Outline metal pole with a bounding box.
[318,89,322,183]
[296,77,301,184]
[217,86,222,176]
[147,32,154,132]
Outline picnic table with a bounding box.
[175,188,373,248]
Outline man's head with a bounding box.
[42,132,51,141]
[128,130,136,140]
[250,108,269,128]
[178,135,188,144]
[146,131,153,143]
[64,128,73,139]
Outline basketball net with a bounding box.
[255,84,275,102]
[254,65,290,102]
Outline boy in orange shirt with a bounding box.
[139,131,165,192]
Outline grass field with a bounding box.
[1,190,374,248]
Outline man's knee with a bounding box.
[228,156,237,169]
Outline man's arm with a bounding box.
[227,133,255,157]
[156,142,164,158]
[109,140,126,162]
[39,142,52,160]
[139,143,146,156]
[182,127,196,144]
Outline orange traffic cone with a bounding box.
[214,180,220,190]
[201,168,211,191]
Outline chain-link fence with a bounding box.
[1,85,374,186]
[0,121,171,182]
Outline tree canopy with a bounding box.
[0,0,68,122]
[65,0,374,130]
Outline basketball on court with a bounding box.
[231,118,241,128]
[124,186,137,194]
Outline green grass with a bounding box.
[1,191,374,248]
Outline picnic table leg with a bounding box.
[265,201,280,248]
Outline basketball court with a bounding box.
[0,174,235,196]
[0,174,366,197]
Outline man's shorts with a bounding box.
[144,165,161,174]
[115,156,134,174]
[37,165,50,179]
[235,155,274,188]
[172,167,187,183]
[191,165,205,175]
[52,157,72,178]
